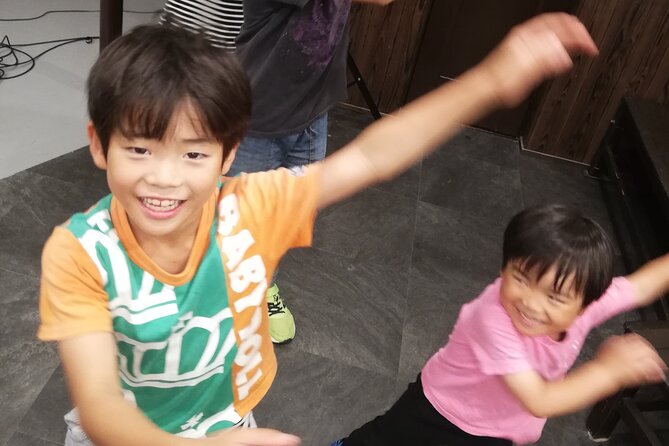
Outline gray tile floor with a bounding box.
[1,105,663,445]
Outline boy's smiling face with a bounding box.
[88,101,235,243]
[499,262,585,340]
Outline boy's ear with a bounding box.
[87,122,108,170]
[221,143,239,175]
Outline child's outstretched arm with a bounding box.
[59,333,300,446]
[626,252,669,308]
[315,13,597,209]
[503,333,666,418]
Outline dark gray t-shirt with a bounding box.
[236,0,351,137]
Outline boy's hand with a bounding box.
[594,334,667,388]
[206,427,301,446]
[479,13,598,108]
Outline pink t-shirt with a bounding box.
[421,277,636,444]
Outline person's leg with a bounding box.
[226,134,283,177]
[282,112,328,168]
[229,112,328,174]
[226,133,298,344]
[334,374,513,446]
[241,411,257,428]
[64,408,95,446]
[253,113,328,344]
[226,114,327,344]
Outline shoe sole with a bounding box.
[270,328,296,345]
[271,336,294,345]
[586,431,610,443]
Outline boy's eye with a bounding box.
[128,147,149,155]
[185,152,206,160]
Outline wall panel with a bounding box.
[523,0,669,162]
[347,0,433,113]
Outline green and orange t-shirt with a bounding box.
[38,167,319,437]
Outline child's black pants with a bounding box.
[340,374,513,446]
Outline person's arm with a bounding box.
[59,332,189,446]
[44,235,192,446]
[626,253,669,308]
[59,333,300,446]
[502,333,666,418]
[315,13,598,209]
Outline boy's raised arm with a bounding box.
[315,13,597,209]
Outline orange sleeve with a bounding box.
[38,227,112,341]
[232,165,320,257]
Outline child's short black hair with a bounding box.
[502,204,614,307]
[87,23,250,158]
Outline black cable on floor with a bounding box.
[0,8,161,80]
[0,35,98,80]
[0,9,159,22]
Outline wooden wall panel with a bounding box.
[406,0,569,136]
[347,0,433,113]
[523,0,669,163]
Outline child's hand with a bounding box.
[595,334,667,388]
[479,13,598,108]
[205,427,301,446]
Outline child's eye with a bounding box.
[548,294,566,305]
[127,147,149,155]
[514,274,527,286]
[185,152,206,160]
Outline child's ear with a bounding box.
[87,122,107,170]
[221,143,239,175]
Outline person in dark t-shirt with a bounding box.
[162,0,394,344]
[229,0,395,344]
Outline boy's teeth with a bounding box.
[142,198,181,210]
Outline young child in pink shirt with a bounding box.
[332,204,669,446]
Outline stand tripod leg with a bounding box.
[347,50,382,120]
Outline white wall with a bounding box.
[0,0,165,179]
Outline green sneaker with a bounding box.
[266,283,295,344]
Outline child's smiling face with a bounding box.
[89,101,235,243]
[499,261,585,340]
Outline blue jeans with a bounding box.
[227,113,328,175]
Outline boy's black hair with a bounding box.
[502,204,614,307]
[87,22,250,158]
